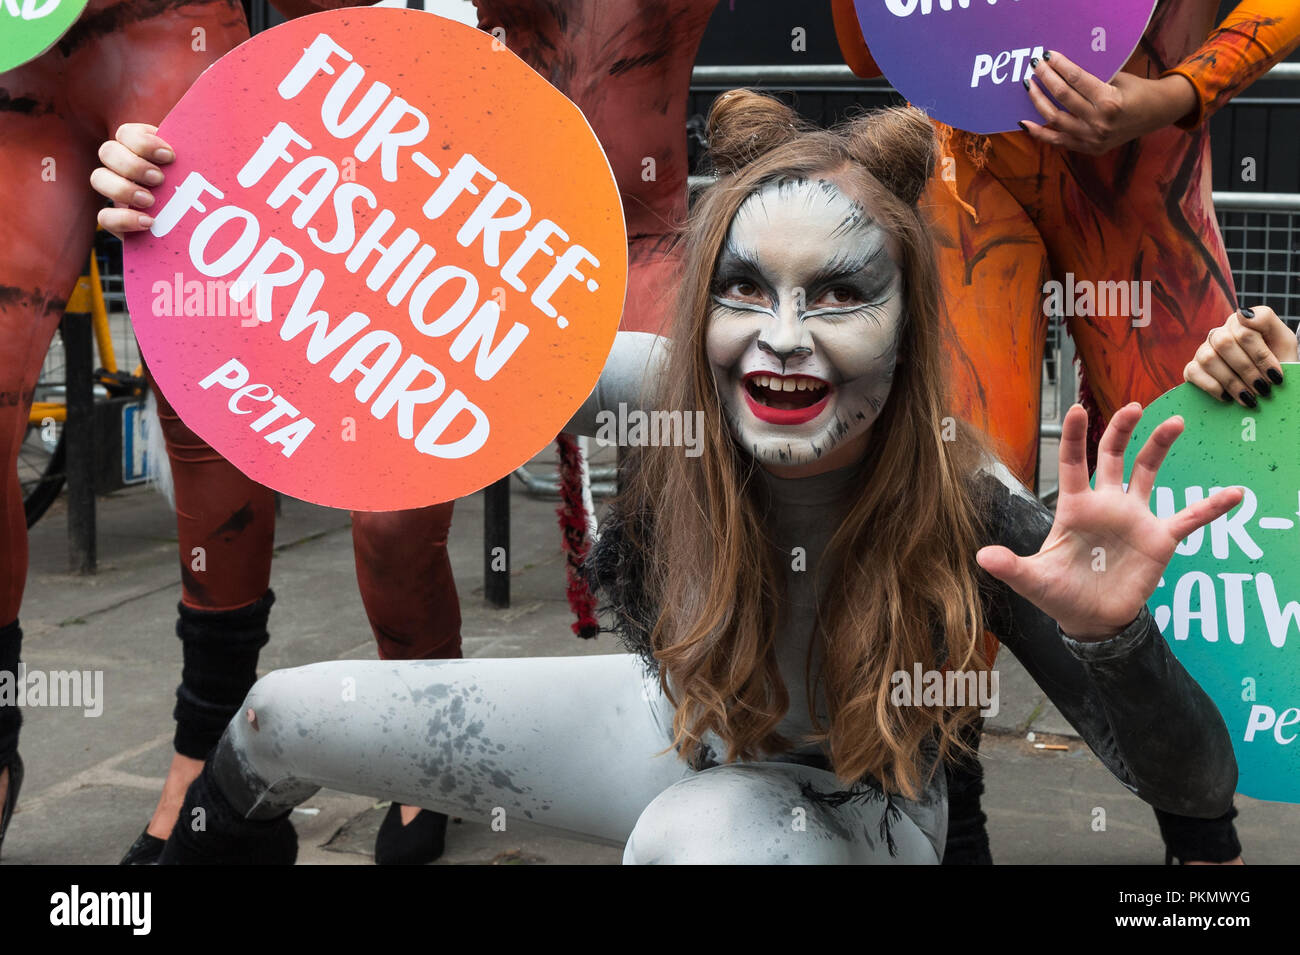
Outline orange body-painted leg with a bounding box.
[925,148,1050,488]
[981,125,1235,420]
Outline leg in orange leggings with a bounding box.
[924,149,1051,486]
[983,125,1237,418]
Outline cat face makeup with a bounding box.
[705,176,905,472]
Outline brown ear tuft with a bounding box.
[841,106,937,206]
[705,89,808,175]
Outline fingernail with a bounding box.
[1240,391,1258,409]
[153,147,174,162]
[1043,50,1052,61]
[1023,76,1032,90]
[132,190,153,207]
[143,168,164,186]
[138,214,154,228]
[1018,120,1029,132]
[1254,378,1271,397]
[1268,368,1283,385]
[1220,390,1232,402]
[1029,57,1040,69]
[1239,306,1255,319]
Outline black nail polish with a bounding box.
[1043,50,1052,61]
[1029,57,1040,69]
[1268,368,1284,385]
[1023,76,1032,90]
[1241,391,1258,409]
[1018,121,1029,132]
[1239,306,1255,319]
[1255,378,1272,397]
[1221,390,1233,402]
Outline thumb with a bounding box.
[976,545,1036,594]
[1240,308,1299,357]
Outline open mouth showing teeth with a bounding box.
[744,373,830,410]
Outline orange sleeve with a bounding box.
[832,0,883,79]
[1164,1,1300,129]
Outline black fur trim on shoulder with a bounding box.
[581,499,660,673]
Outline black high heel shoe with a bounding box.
[119,827,166,865]
[0,753,24,861]
[374,803,448,865]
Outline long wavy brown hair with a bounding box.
[617,90,996,800]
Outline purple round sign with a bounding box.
[852,0,1158,134]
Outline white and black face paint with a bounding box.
[705,177,905,471]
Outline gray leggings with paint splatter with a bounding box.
[206,653,945,863]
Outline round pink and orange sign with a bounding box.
[125,8,626,510]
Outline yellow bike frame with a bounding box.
[28,237,127,427]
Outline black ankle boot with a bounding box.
[159,759,297,865]
[0,620,24,861]
[0,753,23,861]
[374,804,448,865]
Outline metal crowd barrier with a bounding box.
[690,62,1300,86]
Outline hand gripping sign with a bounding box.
[851,0,1158,134]
[1126,370,1300,804]
[124,9,627,511]
[0,0,90,71]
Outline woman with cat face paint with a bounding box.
[92,92,1239,864]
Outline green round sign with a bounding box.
[1125,366,1300,804]
[1,0,89,74]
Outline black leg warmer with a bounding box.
[173,591,274,760]
[0,620,22,768]
[158,757,297,865]
[1155,804,1243,864]
[943,719,993,865]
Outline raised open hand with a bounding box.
[976,402,1244,641]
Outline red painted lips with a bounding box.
[742,372,831,425]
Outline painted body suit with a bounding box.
[834,0,1300,480]
[833,0,1300,863]
[168,333,1236,865]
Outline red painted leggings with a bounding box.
[151,381,461,661]
[0,0,251,628]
